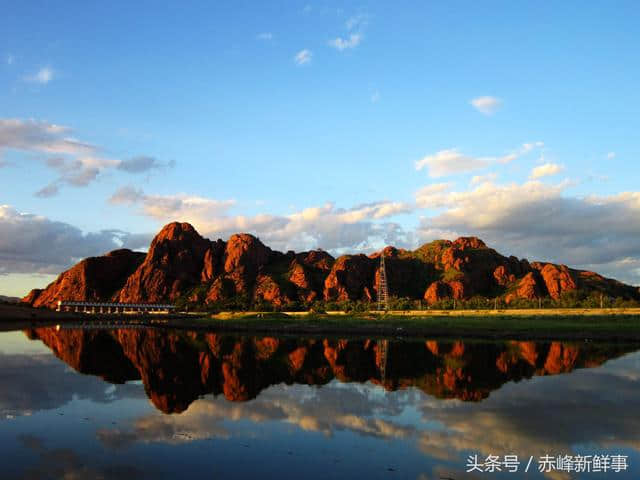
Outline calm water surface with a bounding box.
[1,326,639,479]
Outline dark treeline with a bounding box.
[176,289,640,313]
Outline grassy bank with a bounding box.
[3,304,640,340]
[186,310,640,340]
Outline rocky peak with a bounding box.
[153,222,202,243]
[370,246,400,259]
[224,233,271,275]
[116,222,209,302]
[23,249,145,308]
[296,250,335,271]
[452,237,486,250]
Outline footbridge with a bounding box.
[57,301,177,315]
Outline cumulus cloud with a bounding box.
[109,187,412,253]
[470,173,497,185]
[415,142,543,178]
[415,149,489,178]
[108,187,236,221]
[24,66,54,84]
[530,162,565,179]
[294,49,312,65]
[415,183,452,208]
[415,180,640,284]
[106,175,640,285]
[0,118,167,195]
[329,33,362,50]
[470,95,502,115]
[0,205,150,275]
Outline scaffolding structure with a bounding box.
[377,252,389,311]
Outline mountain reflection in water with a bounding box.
[25,327,638,414]
[1,327,639,479]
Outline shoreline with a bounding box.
[2,304,640,340]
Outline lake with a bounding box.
[1,326,638,479]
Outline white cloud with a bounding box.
[415,149,489,178]
[470,96,502,115]
[0,205,150,275]
[0,118,167,195]
[257,32,273,41]
[415,142,543,178]
[110,187,412,253]
[294,49,312,65]
[470,173,497,185]
[607,152,616,160]
[109,187,236,223]
[498,141,544,164]
[329,33,362,50]
[415,183,452,208]
[6,172,640,287]
[330,13,368,52]
[25,67,54,84]
[0,119,94,155]
[415,179,640,285]
[530,162,565,179]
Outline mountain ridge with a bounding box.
[22,222,640,309]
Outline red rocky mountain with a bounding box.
[22,222,640,308]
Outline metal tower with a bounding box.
[377,251,389,311]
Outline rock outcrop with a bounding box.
[116,222,209,303]
[23,249,145,309]
[323,254,376,301]
[22,221,640,308]
[531,263,577,300]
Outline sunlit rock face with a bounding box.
[25,327,637,414]
[24,249,145,309]
[21,222,640,308]
[116,222,210,303]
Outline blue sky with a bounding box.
[1,1,640,296]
